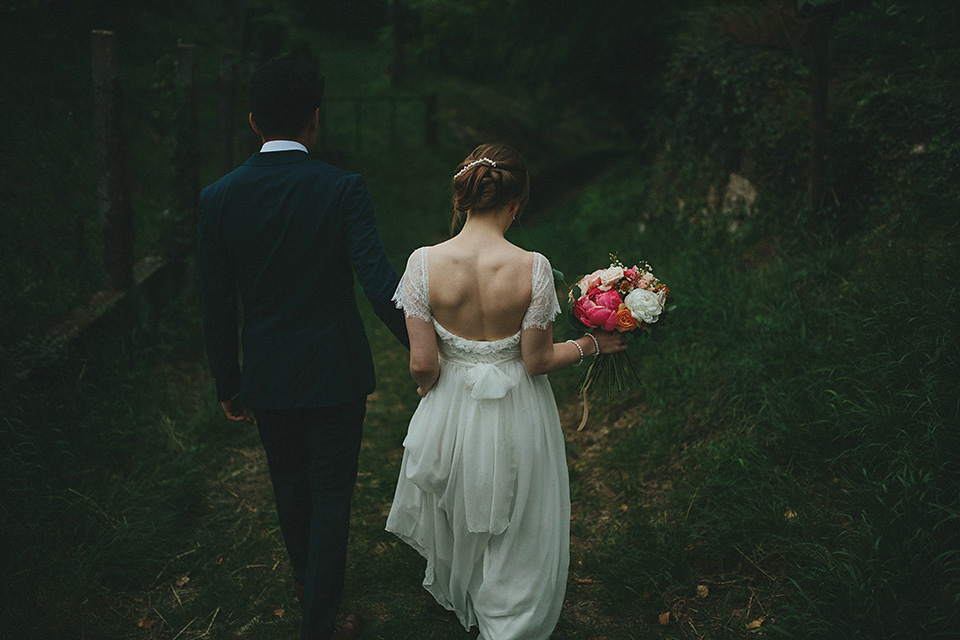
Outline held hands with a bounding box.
[591,330,628,355]
[221,399,255,423]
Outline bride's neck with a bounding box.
[458,208,512,239]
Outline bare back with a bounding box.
[427,239,534,341]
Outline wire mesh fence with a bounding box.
[0,31,438,363]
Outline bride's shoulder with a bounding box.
[526,250,553,270]
[407,244,440,259]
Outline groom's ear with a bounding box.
[248,113,264,141]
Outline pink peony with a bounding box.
[573,287,623,331]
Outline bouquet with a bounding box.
[569,255,671,428]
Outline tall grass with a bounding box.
[0,295,231,638]
[516,156,960,637]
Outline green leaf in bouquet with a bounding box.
[576,352,641,398]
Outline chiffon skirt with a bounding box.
[386,355,570,640]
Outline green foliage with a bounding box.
[402,0,681,121]
[555,160,959,636]
[0,294,227,637]
[655,7,810,201]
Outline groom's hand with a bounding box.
[221,399,255,423]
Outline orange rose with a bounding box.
[615,304,638,332]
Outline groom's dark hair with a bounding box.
[249,54,324,139]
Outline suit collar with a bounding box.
[260,140,308,153]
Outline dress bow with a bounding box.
[464,363,518,400]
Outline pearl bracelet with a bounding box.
[585,332,600,357]
[565,339,584,366]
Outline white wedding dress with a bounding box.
[386,247,570,640]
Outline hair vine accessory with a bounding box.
[454,157,497,178]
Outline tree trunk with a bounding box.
[389,0,406,87]
[808,16,831,211]
[91,30,134,290]
[219,50,237,177]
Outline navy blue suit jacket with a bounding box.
[198,150,409,408]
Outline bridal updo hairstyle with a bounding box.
[248,55,325,139]
[451,144,529,234]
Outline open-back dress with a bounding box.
[386,246,569,640]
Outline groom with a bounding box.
[198,54,409,640]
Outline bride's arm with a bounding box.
[407,316,440,396]
[521,325,626,376]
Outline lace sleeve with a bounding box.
[392,247,432,322]
[522,253,562,330]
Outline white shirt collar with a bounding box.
[260,140,308,153]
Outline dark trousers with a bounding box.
[255,397,366,640]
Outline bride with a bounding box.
[386,143,627,639]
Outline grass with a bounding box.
[6,151,951,639]
[2,2,959,639]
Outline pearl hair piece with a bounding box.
[454,157,497,179]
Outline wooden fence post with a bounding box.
[219,50,237,176]
[389,0,406,87]
[808,16,830,211]
[90,29,134,290]
[176,44,199,235]
[355,97,363,151]
[425,92,438,147]
[248,52,261,154]
[389,94,397,149]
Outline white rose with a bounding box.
[597,266,624,291]
[624,288,663,324]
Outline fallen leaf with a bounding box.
[619,504,629,512]
[696,584,709,598]
[784,509,798,520]
[175,574,190,587]
[659,611,671,625]
[274,608,285,618]
[686,539,706,551]
[746,616,766,631]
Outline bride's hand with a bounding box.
[416,376,437,397]
[591,330,628,354]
